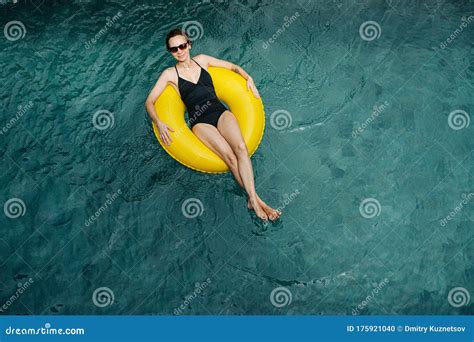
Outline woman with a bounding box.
[145,28,281,222]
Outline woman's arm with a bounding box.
[198,54,260,98]
[145,68,175,145]
[200,54,251,80]
[144,68,172,123]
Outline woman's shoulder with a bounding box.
[163,66,176,74]
[161,66,177,79]
[194,54,209,63]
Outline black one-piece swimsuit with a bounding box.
[175,58,228,129]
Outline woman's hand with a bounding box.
[156,120,174,146]
[246,77,260,99]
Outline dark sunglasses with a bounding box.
[168,41,190,53]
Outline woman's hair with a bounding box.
[165,28,191,51]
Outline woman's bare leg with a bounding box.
[191,122,270,221]
[216,111,281,220]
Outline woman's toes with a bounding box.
[254,196,279,221]
[255,204,268,221]
[263,204,280,221]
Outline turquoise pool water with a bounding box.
[1,0,473,315]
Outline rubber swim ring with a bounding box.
[152,67,265,174]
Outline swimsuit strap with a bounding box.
[174,65,180,77]
[192,57,202,69]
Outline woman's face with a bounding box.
[168,35,190,62]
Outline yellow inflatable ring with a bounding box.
[152,67,265,174]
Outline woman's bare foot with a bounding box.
[249,196,268,221]
[248,196,281,220]
[259,198,282,220]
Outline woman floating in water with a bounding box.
[145,28,281,221]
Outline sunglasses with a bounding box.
[168,41,190,53]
